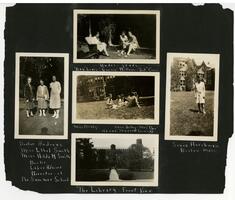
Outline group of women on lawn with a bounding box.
[106,92,141,109]
[24,75,61,119]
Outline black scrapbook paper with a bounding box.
[4,3,233,193]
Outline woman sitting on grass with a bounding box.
[106,93,113,109]
[125,91,141,108]
[106,92,141,109]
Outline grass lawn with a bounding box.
[78,45,156,60]
[76,100,154,120]
[99,46,156,60]
[76,169,154,181]
[18,99,64,135]
[170,91,214,136]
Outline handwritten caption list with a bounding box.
[19,141,70,184]
[172,141,220,153]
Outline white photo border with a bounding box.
[165,52,220,141]
[73,9,160,64]
[14,52,69,140]
[72,71,160,125]
[71,133,159,187]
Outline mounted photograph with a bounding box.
[14,53,69,139]
[72,71,160,125]
[71,133,159,186]
[73,10,160,64]
[165,53,220,141]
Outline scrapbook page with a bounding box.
[4,3,233,193]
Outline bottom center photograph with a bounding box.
[71,134,159,187]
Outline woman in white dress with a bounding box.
[94,32,109,57]
[49,75,61,119]
[36,79,49,117]
[194,76,206,114]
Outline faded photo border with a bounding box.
[14,53,69,139]
[72,71,160,125]
[71,133,159,187]
[73,9,160,64]
[165,53,220,141]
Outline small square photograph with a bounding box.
[72,71,160,125]
[71,134,159,186]
[165,53,220,141]
[73,10,160,64]
[14,53,69,139]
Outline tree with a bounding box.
[98,17,116,46]
[76,138,95,169]
[171,63,180,91]
[127,143,154,171]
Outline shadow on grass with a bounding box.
[41,127,49,135]
[189,109,199,113]
[188,130,205,136]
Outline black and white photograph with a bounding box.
[72,71,160,125]
[14,53,69,139]
[71,134,159,186]
[73,10,160,64]
[165,53,220,141]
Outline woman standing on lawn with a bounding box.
[36,79,49,117]
[49,75,61,119]
[24,77,35,118]
[194,75,206,114]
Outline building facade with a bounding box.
[171,58,215,91]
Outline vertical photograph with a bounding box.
[165,53,220,141]
[14,53,69,139]
[73,10,160,64]
[72,71,160,125]
[71,134,159,186]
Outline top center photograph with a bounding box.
[73,10,160,64]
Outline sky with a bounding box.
[174,53,220,69]
[88,135,157,152]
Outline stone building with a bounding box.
[76,138,154,170]
[171,58,215,91]
[77,76,115,102]
[77,76,155,102]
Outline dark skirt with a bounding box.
[25,100,34,110]
[38,98,48,109]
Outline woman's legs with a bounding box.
[52,110,56,117]
[201,103,206,114]
[26,110,30,118]
[127,44,134,56]
[103,45,109,57]
[55,109,60,119]
[30,109,33,116]
[39,109,42,116]
[197,103,201,113]
[42,109,46,116]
